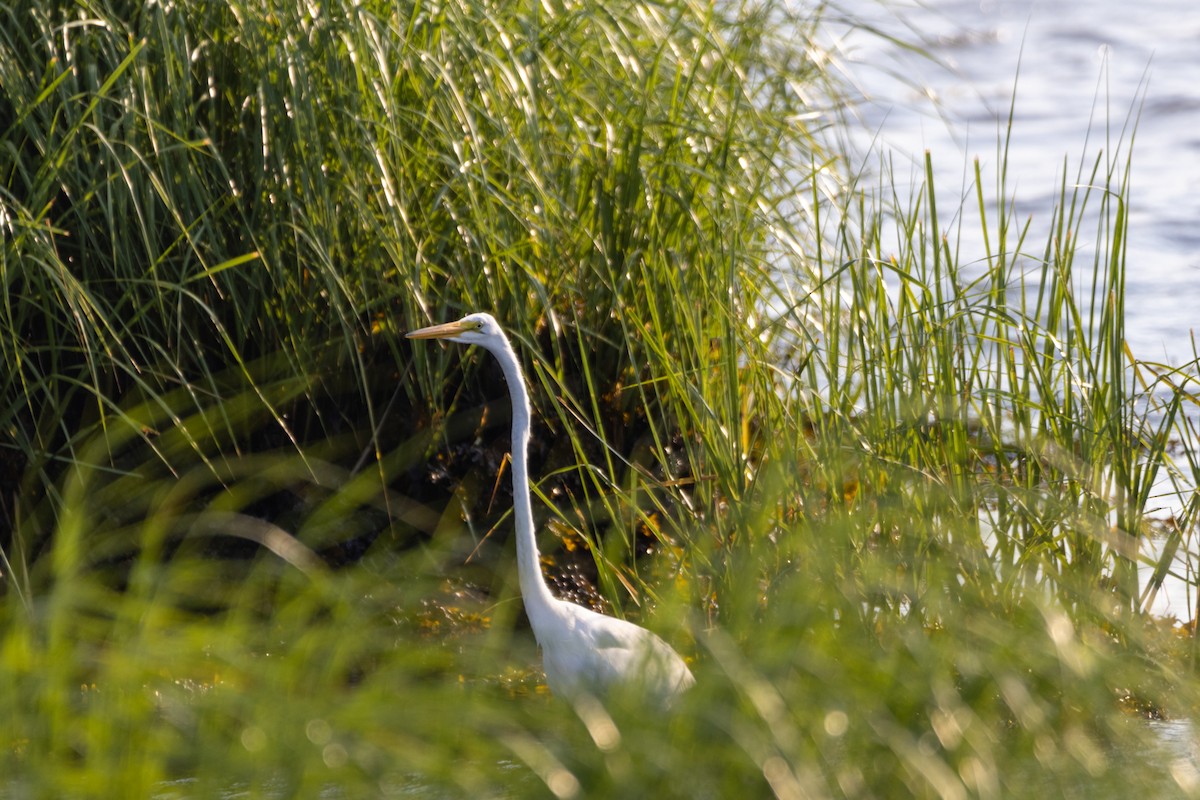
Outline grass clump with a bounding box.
[2,0,1200,797]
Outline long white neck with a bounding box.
[484,334,559,625]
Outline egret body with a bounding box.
[407,313,694,704]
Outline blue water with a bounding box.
[824,1,1200,620]
[831,0,1200,361]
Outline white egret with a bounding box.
[407,313,695,705]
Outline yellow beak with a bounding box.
[406,319,472,340]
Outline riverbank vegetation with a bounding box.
[3,0,1199,796]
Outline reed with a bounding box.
[2,0,1197,796]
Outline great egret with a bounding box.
[407,313,695,705]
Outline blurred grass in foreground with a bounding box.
[3,0,1200,797]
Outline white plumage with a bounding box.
[408,313,694,704]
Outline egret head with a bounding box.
[406,312,504,347]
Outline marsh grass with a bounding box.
[3,0,1200,796]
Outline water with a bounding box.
[1152,718,1200,771]
[831,0,1200,361]
[823,1,1200,620]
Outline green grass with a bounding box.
[3,0,1200,796]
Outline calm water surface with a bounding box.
[832,0,1200,360]
[827,1,1200,619]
